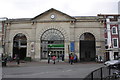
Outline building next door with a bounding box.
[41,28,64,60]
[13,33,27,60]
[80,32,96,62]
[105,52,110,61]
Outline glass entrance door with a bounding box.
[41,40,64,60]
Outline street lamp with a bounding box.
[49,44,52,54]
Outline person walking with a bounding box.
[74,54,77,63]
[61,54,64,61]
[48,52,51,64]
[14,54,20,65]
[70,54,74,65]
[52,55,56,64]
[57,54,59,62]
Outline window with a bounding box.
[105,38,107,45]
[112,26,118,34]
[113,38,118,48]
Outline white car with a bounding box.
[104,59,120,67]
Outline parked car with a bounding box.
[104,58,120,69]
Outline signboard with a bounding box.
[70,42,74,52]
[31,42,35,52]
[96,46,101,48]
[48,44,64,48]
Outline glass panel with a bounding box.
[41,29,64,40]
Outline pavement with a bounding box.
[2,61,104,79]
[4,60,102,67]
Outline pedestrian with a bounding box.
[2,54,7,67]
[52,55,56,64]
[57,54,60,62]
[48,52,51,64]
[74,54,77,63]
[14,54,20,65]
[61,54,64,61]
[8,54,12,62]
[70,54,74,65]
[95,56,98,62]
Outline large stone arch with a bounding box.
[75,31,98,60]
[9,31,30,58]
[36,26,69,60]
[40,28,65,60]
[13,33,27,60]
[79,32,96,61]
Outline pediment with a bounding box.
[32,8,75,21]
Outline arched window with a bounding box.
[41,29,64,41]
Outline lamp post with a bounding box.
[18,39,21,59]
[49,44,52,57]
[48,44,52,64]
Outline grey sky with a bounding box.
[0,0,119,18]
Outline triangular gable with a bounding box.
[31,8,75,20]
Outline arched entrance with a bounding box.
[80,32,96,61]
[41,28,64,60]
[13,33,27,60]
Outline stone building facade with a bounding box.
[4,8,105,61]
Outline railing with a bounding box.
[83,67,118,80]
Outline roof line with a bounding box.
[31,8,75,20]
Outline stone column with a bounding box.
[30,24,37,60]
[75,41,80,60]
[26,41,31,57]
[9,41,13,57]
[64,40,70,61]
[34,40,40,61]
[69,21,75,55]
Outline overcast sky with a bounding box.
[0,0,120,18]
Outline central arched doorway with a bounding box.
[80,32,96,61]
[13,33,27,60]
[41,28,64,60]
